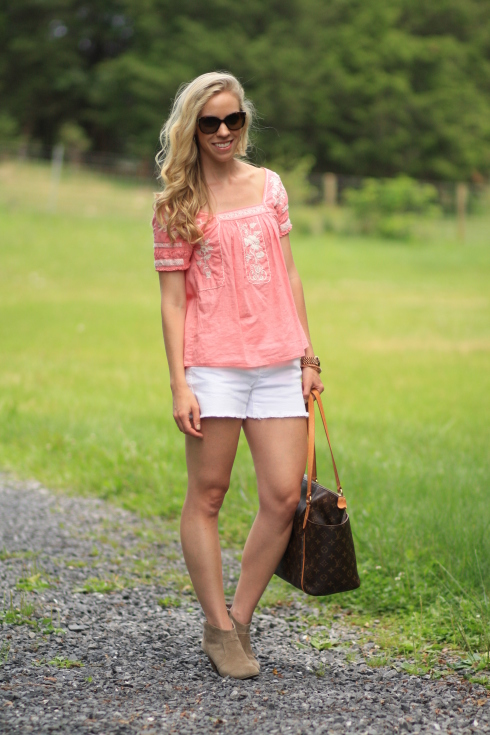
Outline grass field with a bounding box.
[1,161,489,668]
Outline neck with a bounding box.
[199,151,240,186]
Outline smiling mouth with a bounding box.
[213,140,233,149]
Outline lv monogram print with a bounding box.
[275,476,361,596]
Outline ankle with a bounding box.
[229,606,252,626]
[206,613,234,631]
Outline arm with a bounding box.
[279,233,324,400]
[158,270,203,438]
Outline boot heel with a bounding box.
[201,622,259,679]
[228,610,260,670]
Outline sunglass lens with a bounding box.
[224,113,244,130]
[199,117,220,134]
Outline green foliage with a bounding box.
[15,560,52,591]
[0,113,20,144]
[267,156,316,206]
[157,595,182,609]
[310,637,337,651]
[47,655,83,669]
[16,573,51,592]
[40,618,65,636]
[58,123,91,159]
[0,590,64,635]
[0,593,36,627]
[344,175,440,239]
[0,641,10,666]
[0,548,38,561]
[1,1,490,177]
[73,575,128,594]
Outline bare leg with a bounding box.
[230,418,307,624]
[181,418,242,630]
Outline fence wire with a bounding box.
[1,144,488,216]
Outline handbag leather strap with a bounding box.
[304,389,345,529]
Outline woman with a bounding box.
[153,72,323,679]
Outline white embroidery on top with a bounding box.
[268,172,292,234]
[238,218,271,284]
[269,172,284,208]
[154,258,184,268]
[154,240,186,249]
[217,205,267,221]
[196,239,213,279]
[192,228,225,291]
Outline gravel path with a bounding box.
[1,476,489,735]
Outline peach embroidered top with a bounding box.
[153,168,309,368]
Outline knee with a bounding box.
[204,486,228,517]
[264,485,301,524]
[281,489,301,522]
[187,481,229,518]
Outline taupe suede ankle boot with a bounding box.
[228,610,260,670]
[201,621,259,679]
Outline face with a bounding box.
[195,91,243,164]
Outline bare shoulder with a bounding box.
[235,161,266,193]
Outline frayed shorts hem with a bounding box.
[186,359,308,421]
[199,412,308,420]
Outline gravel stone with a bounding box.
[1,476,489,734]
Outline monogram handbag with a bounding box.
[275,389,360,596]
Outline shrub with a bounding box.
[266,155,316,206]
[58,122,91,163]
[343,175,440,240]
[0,113,20,145]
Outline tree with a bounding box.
[1,0,489,178]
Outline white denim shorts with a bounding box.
[185,359,308,420]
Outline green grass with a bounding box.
[47,656,84,669]
[0,641,10,666]
[0,593,37,627]
[15,573,51,592]
[73,575,129,594]
[158,595,182,609]
[1,161,489,658]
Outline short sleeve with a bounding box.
[269,172,293,237]
[152,215,193,272]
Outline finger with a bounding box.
[302,380,312,401]
[181,412,203,439]
[187,421,203,438]
[174,415,185,433]
[313,379,324,394]
[191,402,201,433]
[187,408,203,438]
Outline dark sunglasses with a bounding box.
[197,111,246,134]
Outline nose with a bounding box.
[216,122,230,137]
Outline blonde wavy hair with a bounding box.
[154,72,255,244]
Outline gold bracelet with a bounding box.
[300,355,321,368]
[301,364,322,374]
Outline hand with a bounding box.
[172,384,203,438]
[301,367,324,403]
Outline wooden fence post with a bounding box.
[323,173,338,207]
[456,182,468,243]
